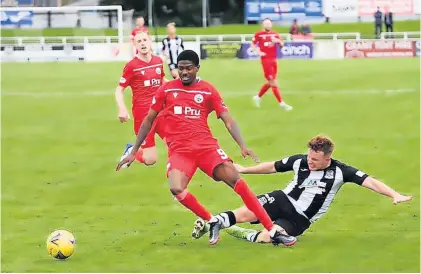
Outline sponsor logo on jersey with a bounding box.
[120,77,126,83]
[299,179,326,194]
[144,78,161,87]
[151,78,161,86]
[156,67,161,74]
[174,106,201,118]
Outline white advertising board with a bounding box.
[313,40,345,59]
[323,0,358,17]
[85,42,201,62]
[0,44,85,62]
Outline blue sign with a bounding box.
[0,11,33,27]
[245,0,323,22]
[239,42,314,59]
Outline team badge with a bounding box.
[156,67,161,74]
[325,170,334,179]
[194,94,204,103]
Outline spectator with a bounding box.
[300,24,312,35]
[289,19,299,35]
[374,6,383,38]
[384,7,393,38]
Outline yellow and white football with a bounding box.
[46,230,76,260]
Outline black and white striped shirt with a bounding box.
[275,154,369,223]
[161,36,184,66]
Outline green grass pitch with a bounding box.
[1,58,420,272]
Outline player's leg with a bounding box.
[167,153,213,223]
[120,117,158,166]
[213,162,296,245]
[225,226,271,243]
[193,190,297,243]
[197,148,293,245]
[268,61,292,111]
[225,215,303,245]
[192,205,255,239]
[253,60,271,107]
[136,116,167,165]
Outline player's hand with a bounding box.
[258,51,266,57]
[392,194,413,205]
[118,109,130,123]
[240,147,260,163]
[116,154,136,171]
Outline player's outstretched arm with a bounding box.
[219,112,259,163]
[115,86,130,123]
[362,177,413,204]
[234,162,277,174]
[116,109,159,171]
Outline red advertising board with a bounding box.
[344,40,415,58]
[358,0,414,15]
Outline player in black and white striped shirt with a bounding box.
[161,22,184,79]
[192,135,412,245]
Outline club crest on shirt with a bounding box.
[194,94,204,103]
[156,67,161,74]
[325,170,335,179]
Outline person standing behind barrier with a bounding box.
[374,7,383,39]
[384,8,394,38]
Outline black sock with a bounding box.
[246,231,262,242]
[216,211,237,228]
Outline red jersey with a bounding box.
[130,26,149,39]
[252,30,281,59]
[119,55,165,108]
[150,78,228,148]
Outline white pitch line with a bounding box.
[0,88,418,97]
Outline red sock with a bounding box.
[175,190,212,221]
[258,83,271,97]
[135,150,144,163]
[234,178,273,231]
[271,86,282,103]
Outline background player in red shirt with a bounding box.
[117,50,296,247]
[130,16,149,57]
[115,31,166,166]
[251,18,293,111]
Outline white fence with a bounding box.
[0,32,364,46]
[0,32,419,63]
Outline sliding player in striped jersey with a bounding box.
[192,135,412,244]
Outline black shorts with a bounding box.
[252,190,311,236]
[168,63,178,71]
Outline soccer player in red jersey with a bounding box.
[115,31,166,166]
[117,50,295,246]
[130,17,149,57]
[251,18,293,111]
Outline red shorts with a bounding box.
[261,58,278,80]
[133,109,166,149]
[166,145,232,181]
